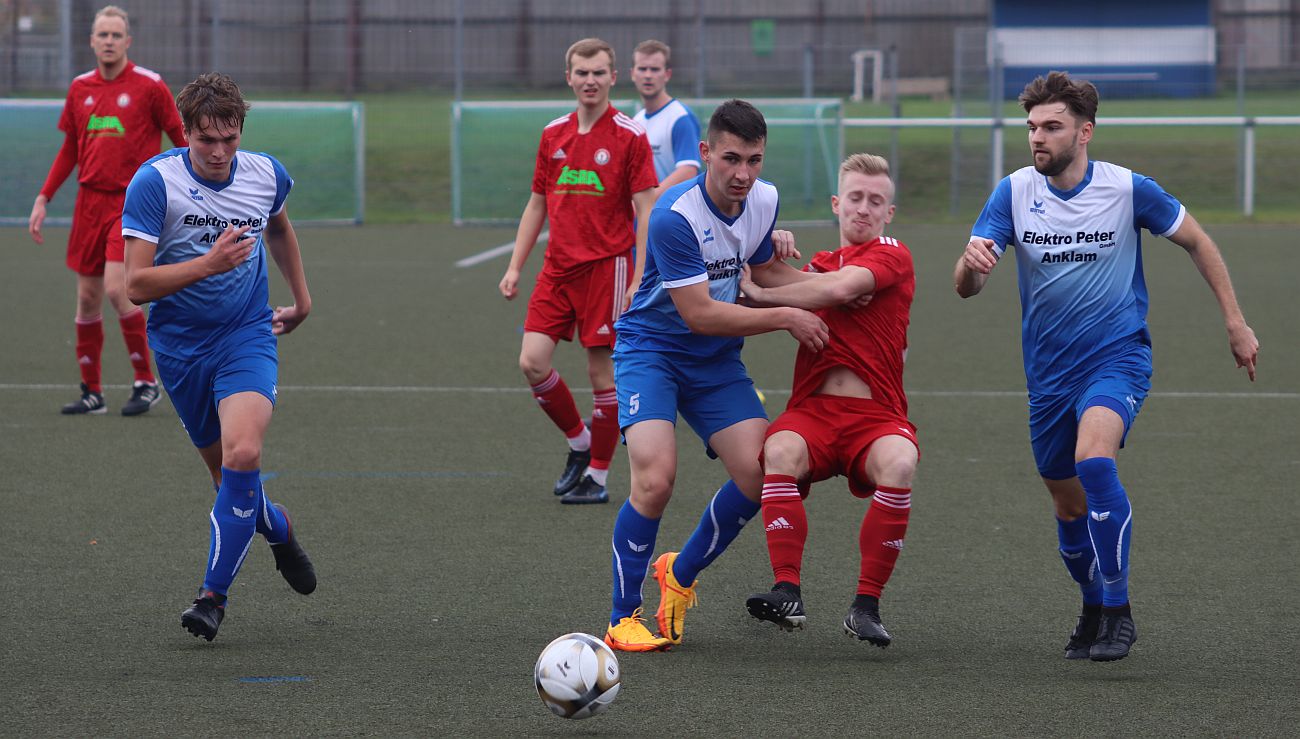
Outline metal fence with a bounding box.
[3,1,1297,97]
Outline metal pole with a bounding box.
[949,27,963,218]
[989,41,1003,189]
[694,3,705,98]
[1243,121,1255,218]
[453,0,464,103]
[802,44,814,207]
[59,0,72,85]
[888,45,899,191]
[210,0,222,73]
[1236,46,1245,206]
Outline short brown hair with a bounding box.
[93,5,129,34]
[566,38,615,72]
[1019,71,1099,124]
[176,72,250,133]
[634,39,672,68]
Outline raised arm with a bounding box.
[265,209,312,335]
[669,280,827,351]
[499,192,547,301]
[1166,212,1258,380]
[954,236,999,298]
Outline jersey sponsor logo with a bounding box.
[555,165,605,194]
[594,148,611,165]
[116,93,131,108]
[182,214,264,229]
[1040,250,1098,264]
[1021,230,1116,246]
[704,256,740,281]
[86,114,125,137]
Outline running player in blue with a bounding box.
[955,71,1259,662]
[122,72,317,642]
[603,99,829,652]
[630,39,701,197]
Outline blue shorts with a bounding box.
[1029,343,1151,480]
[154,324,278,449]
[614,349,766,447]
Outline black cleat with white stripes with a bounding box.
[746,582,806,631]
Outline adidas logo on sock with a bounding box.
[765,517,794,532]
[882,538,905,550]
[78,355,92,365]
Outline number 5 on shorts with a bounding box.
[628,392,640,416]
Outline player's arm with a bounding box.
[264,209,312,335]
[1166,212,1258,380]
[653,164,698,199]
[29,131,79,245]
[625,187,656,309]
[956,178,1014,298]
[669,281,827,351]
[653,114,702,198]
[124,226,255,305]
[499,192,547,301]
[743,263,876,310]
[954,237,998,298]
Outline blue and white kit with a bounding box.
[632,98,702,182]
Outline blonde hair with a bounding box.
[566,38,615,72]
[93,5,130,35]
[634,39,672,68]
[839,153,890,183]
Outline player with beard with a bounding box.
[954,71,1258,662]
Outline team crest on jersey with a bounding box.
[117,93,131,108]
[594,148,610,165]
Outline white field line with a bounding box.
[455,230,548,268]
[1,383,1295,399]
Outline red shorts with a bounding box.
[524,252,631,349]
[765,394,919,499]
[66,187,126,275]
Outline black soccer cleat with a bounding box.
[61,383,106,415]
[559,474,609,505]
[269,504,317,595]
[746,582,806,632]
[553,449,592,495]
[1089,607,1137,662]
[1065,603,1103,660]
[121,381,161,417]
[843,595,892,647]
[181,589,227,641]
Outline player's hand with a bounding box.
[204,224,254,275]
[499,267,521,300]
[739,264,762,303]
[961,237,999,274]
[622,282,637,313]
[844,293,874,310]
[784,307,829,352]
[28,197,47,245]
[1227,321,1259,381]
[772,229,801,261]
[272,304,308,336]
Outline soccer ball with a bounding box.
[534,632,621,719]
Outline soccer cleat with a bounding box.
[746,582,806,632]
[605,608,672,652]
[843,596,892,647]
[553,449,591,495]
[181,589,227,641]
[1089,608,1137,662]
[61,383,106,415]
[651,552,698,645]
[559,475,609,505]
[269,503,317,595]
[1065,603,1103,660]
[121,381,161,416]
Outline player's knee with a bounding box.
[871,452,917,489]
[221,441,262,472]
[518,353,550,385]
[629,471,674,516]
[762,434,806,476]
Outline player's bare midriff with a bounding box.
[816,365,872,399]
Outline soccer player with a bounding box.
[629,40,701,196]
[740,153,917,648]
[603,99,829,652]
[121,72,316,641]
[954,71,1259,662]
[498,38,658,505]
[28,5,186,416]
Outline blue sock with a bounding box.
[1077,457,1133,607]
[673,480,761,587]
[610,501,661,624]
[255,478,290,545]
[202,467,260,595]
[1056,515,1102,605]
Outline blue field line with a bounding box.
[239,676,312,684]
[1,383,1296,399]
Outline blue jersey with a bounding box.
[971,160,1184,396]
[122,148,293,359]
[633,99,701,182]
[615,174,778,357]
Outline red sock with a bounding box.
[761,474,808,586]
[587,388,618,471]
[118,308,155,384]
[530,369,585,439]
[75,316,104,393]
[857,486,911,597]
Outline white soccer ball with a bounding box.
[534,632,621,720]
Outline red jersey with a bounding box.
[45,61,185,196]
[789,236,915,417]
[530,105,657,276]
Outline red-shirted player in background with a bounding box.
[738,153,919,648]
[28,5,186,416]
[499,38,658,504]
